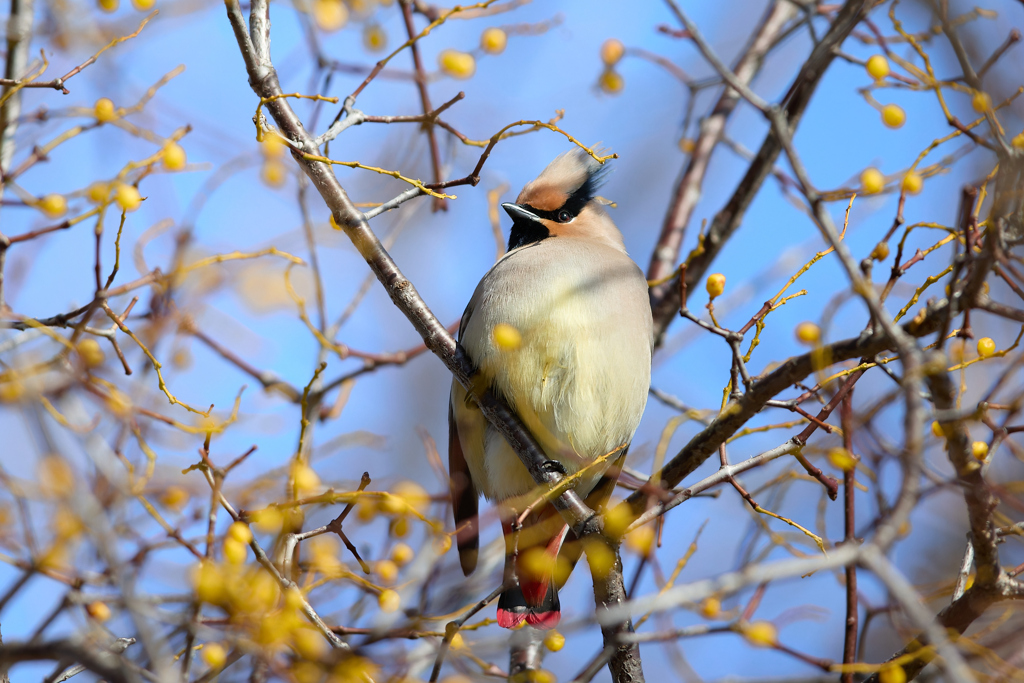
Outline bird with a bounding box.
[448,147,654,630]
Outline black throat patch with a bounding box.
[507,217,550,251]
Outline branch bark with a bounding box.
[0,639,136,683]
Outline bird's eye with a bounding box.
[557,209,572,223]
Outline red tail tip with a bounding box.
[497,608,527,629]
[526,610,561,630]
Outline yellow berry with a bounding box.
[284,586,305,612]
[310,536,342,575]
[363,24,387,52]
[391,542,414,566]
[931,421,945,438]
[860,167,885,195]
[480,27,507,54]
[743,620,777,647]
[866,54,890,80]
[331,657,379,683]
[625,525,655,556]
[201,643,228,669]
[194,561,226,604]
[971,441,989,460]
[375,559,399,584]
[356,498,378,521]
[293,627,328,660]
[279,657,318,681]
[532,672,556,683]
[492,323,522,351]
[449,632,465,650]
[76,338,105,368]
[313,0,348,31]
[706,273,726,298]
[131,0,155,9]
[828,447,857,472]
[543,630,565,652]
[223,537,248,565]
[977,337,996,358]
[392,480,429,514]
[583,537,616,579]
[879,664,907,683]
[262,135,286,159]
[293,463,320,495]
[86,601,111,622]
[389,516,409,538]
[228,521,253,544]
[601,38,625,66]
[329,214,341,231]
[871,241,890,262]
[901,172,922,195]
[971,91,991,113]
[378,588,400,612]
[162,141,187,171]
[261,160,287,187]
[599,69,624,94]
[161,485,189,511]
[86,182,110,204]
[602,503,634,539]
[700,597,721,619]
[252,506,284,534]
[97,0,118,11]
[94,98,116,122]
[438,50,476,79]
[246,570,280,613]
[114,183,141,212]
[679,138,695,154]
[1013,132,1024,149]
[38,194,67,218]
[520,547,556,581]
[795,322,820,345]
[881,104,906,129]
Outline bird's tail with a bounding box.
[497,512,568,630]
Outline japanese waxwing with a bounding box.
[448,148,654,629]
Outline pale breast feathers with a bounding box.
[454,238,653,502]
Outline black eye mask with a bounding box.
[506,162,607,251]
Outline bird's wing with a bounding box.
[449,396,479,575]
[450,297,481,576]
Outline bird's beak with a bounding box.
[502,202,542,225]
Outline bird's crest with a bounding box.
[517,147,611,213]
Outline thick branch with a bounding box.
[0,640,136,683]
[928,370,1003,586]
